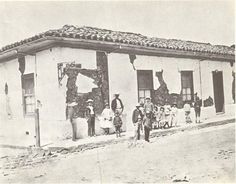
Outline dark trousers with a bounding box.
[115,125,121,137]
[137,124,141,140]
[144,126,150,142]
[195,108,201,117]
[88,116,95,136]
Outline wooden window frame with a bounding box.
[21,73,35,117]
[137,70,154,103]
[181,71,194,103]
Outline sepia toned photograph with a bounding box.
[0,0,235,183]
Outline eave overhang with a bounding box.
[0,37,234,63]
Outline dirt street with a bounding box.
[1,123,235,183]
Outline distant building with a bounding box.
[0,25,234,145]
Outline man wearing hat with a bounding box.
[85,99,96,137]
[111,93,124,115]
[132,103,143,140]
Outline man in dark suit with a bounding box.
[85,99,95,137]
[132,103,143,140]
[111,93,124,115]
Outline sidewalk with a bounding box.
[0,114,235,151]
[45,114,235,152]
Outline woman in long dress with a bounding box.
[100,103,113,135]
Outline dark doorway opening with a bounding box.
[212,71,225,113]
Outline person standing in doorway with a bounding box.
[193,93,202,123]
[111,93,124,115]
[85,99,96,137]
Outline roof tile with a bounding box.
[0,24,234,56]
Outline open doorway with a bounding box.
[212,71,225,113]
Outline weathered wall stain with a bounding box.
[153,70,183,108]
[203,96,214,107]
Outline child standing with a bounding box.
[164,102,172,128]
[184,102,192,124]
[143,111,152,142]
[113,111,123,138]
[193,93,202,123]
[85,99,96,137]
[171,103,178,127]
[153,105,159,129]
[158,107,166,129]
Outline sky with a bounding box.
[0,0,235,48]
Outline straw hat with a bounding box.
[86,99,93,103]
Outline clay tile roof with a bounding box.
[0,24,235,56]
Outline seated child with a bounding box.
[113,111,123,138]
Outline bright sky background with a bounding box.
[0,0,235,48]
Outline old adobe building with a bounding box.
[0,25,235,145]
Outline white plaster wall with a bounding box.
[108,53,138,131]
[35,47,97,143]
[0,47,97,145]
[108,53,202,130]
[0,58,35,146]
[108,53,234,131]
[0,47,234,145]
[200,60,234,118]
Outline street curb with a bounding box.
[0,144,31,150]
[1,118,234,152]
[48,118,235,152]
[150,118,235,139]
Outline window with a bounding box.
[137,70,153,103]
[22,73,35,115]
[181,71,194,102]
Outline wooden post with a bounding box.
[35,108,40,147]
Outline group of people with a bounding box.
[132,96,179,144]
[85,93,124,138]
[69,91,202,142]
[131,93,202,144]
